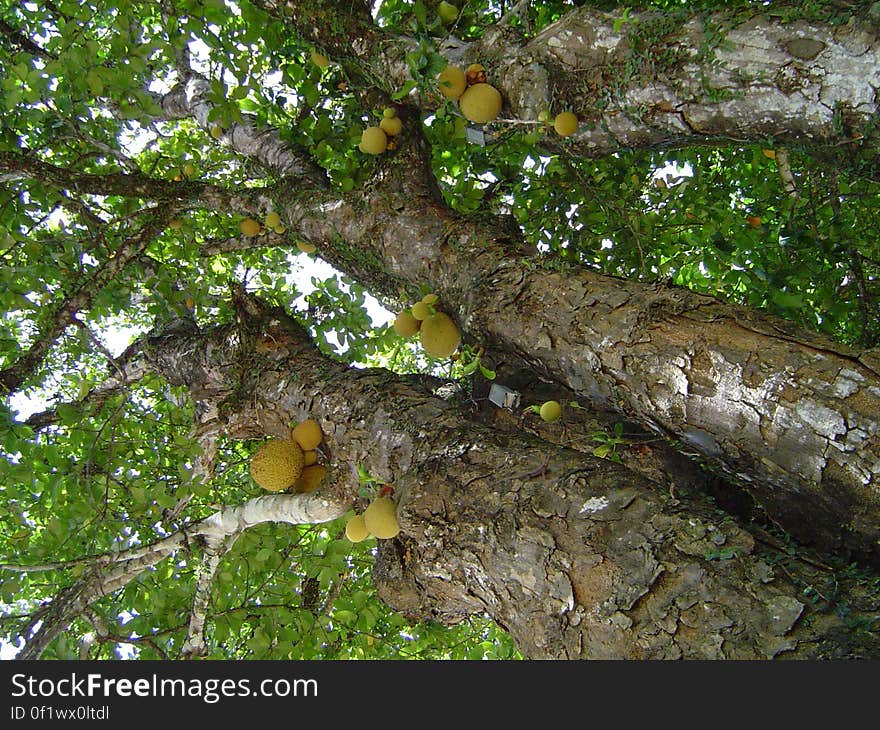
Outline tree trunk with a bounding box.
[92,291,880,658]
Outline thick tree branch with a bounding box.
[206,127,880,562]
[0,149,248,207]
[157,75,329,185]
[262,3,880,157]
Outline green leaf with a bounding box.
[592,444,612,459]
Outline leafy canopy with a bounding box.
[1,0,877,659]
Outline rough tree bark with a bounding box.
[17,290,877,660]
[266,0,880,157]
[218,141,880,564]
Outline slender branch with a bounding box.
[14,492,347,658]
[0,149,234,204]
[775,148,798,199]
[180,535,236,658]
[0,18,57,59]
[849,247,873,346]
[0,206,170,395]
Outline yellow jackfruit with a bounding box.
[265,211,281,229]
[363,497,400,539]
[410,301,432,321]
[437,66,467,99]
[379,116,402,136]
[359,126,387,155]
[458,83,502,124]
[294,464,326,493]
[553,111,578,137]
[394,310,421,337]
[419,312,461,358]
[345,513,370,543]
[240,218,261,236]
[291,419,323,451]
[539,400,562,422]
[250,438,305,492]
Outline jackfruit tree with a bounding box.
[1,0,879,660]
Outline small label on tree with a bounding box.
[465,126,486,146]
[488,383,520,410]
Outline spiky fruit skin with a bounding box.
[438,1,458,23]
[363,497,400,539]
[265,211,281,229]
[553,111,578,137]
[345,514,370,543]
[379,116,402,136]
[291,419,323,451]
[540,400,562,422]
[359,126,387,155]
[459,83,502,124]
[250,438,305,492]
[438,66,467,99]
[294,464,326,493]
[465,63,487,85]
[419,312,461,358]
[410,301,431,321]
[394,310,421,337]
[240,218,261,236]
[297,240,317,254]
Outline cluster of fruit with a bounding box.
[249,419,327,494]
[359,107,404,156]
[437,62,502,124]
[437,62,578,136]
[344,496,400,542]
[393,292,461,359]
[237,211,316,253]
